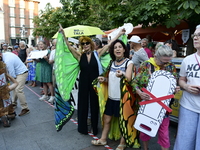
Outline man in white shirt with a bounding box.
[0,52,30,116]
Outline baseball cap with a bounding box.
[14,45,19,49]
[128,35,141,43]
[2,44,8,47]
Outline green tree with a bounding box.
[92,0,200,54]
[32,3,72,39]
[60,0,112,30]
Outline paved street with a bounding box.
[0,84,178,150]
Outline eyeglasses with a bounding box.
[191,33,200,39]
[81,42,90,45]
[158,57,169,65]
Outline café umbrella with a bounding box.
[53,25,105,38]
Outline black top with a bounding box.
[18,48,27,62]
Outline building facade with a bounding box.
[0,0,39,46]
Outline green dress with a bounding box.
[39,50,52,83]
[35,62,41,81]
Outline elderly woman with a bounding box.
[59,24,125,135]
[173,25,200,150]
[37,41,54,103]
[131,45,178,150]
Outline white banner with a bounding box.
[27,50,48,59]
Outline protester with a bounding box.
[131,45,179,150]
[26,46,37,87]
[18,41,28,63]
[91,39,134,150]
[12,45,19,56]
[93,38,102,50]
[48,39,57,104]
[0,42,5,52]
[37,41,54,102]
[0,52,30,116]
[164,40,178,57]
[129,35,149,72]
[59,24,125,135]
[173,24,200,150]
[0,72,18,127]
[1,44,9,53]
[141,38,153,58]
[146,35,154,51]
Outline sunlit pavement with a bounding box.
[0,83,177,150]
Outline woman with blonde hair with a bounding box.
[59,24,125,135]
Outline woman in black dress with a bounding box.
[59,24,125,135]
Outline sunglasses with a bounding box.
[81,42,90,45]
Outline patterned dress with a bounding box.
[39,50,52,83]
[27,59,36,81]
[131,59,177,91]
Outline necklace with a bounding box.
[116,57,125,62]
[85,51,92,55]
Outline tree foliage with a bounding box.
[33,0,200,54]
[91,0,200,29]
[32,3,72,39]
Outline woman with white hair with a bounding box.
[18,41,28,63]
[131,45,179,150]
[173,25,200,150]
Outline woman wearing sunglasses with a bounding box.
[59,24,125,135]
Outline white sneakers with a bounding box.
[48,96,55,104]
[39,95,55,104]
[39,95,49,101]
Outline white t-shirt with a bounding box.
[108,59,133,101]
[49,49,55,69]
[179,53,200,113]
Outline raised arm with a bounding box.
[97,28,126,57]
[59,24,81,62]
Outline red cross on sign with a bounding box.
[139,88,174,112]
[0,77,6,86]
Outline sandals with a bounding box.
[1,116,10,127]
[116,144,126,150]
[91,139,107,145]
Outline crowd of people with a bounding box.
[0,24,200,150]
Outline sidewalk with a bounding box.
[0,84,177,150]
